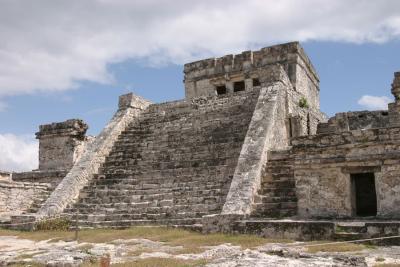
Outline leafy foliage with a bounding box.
[299,97,309,109]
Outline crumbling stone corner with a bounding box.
[389,72,400,126]
[36,119,88,171]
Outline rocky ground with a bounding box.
[0,227,399,266]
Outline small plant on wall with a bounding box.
[299,97,309,109]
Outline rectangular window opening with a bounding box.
[252,78,261,87]
[351,172,377,217]
[216,85,227,95]
[233,81,245,92]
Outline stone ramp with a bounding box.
[64,90,260,228]
[252,150,297,218]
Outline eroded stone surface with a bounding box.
[1,235,399,267]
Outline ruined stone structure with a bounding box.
[0,120,90,222]
[3,42,400,240]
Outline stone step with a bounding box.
[333,232,365,241]
[254,195,298,204]
[68,218,203,229]
[259,187,297,197]
[65,211,207,221]
[335,222,366,234]
[252,208,297,218]
[253,201,297,210]
[73,202,222,212]
[261,180,296,188]
[77,192,225,204]
[80,186,225,195]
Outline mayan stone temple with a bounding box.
[2,41,400,240]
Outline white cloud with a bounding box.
[358,95,392,110]
[0,134,38,172]
[0,0,399,97]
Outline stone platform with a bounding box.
[232,218,400,243]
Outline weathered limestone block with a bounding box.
[36,119,88,171]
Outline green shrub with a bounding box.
[299,97,309,109]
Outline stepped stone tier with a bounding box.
[3,41,400,240]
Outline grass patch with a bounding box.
[0,226,288,247]
[112,258,208,267]
[0,228,74,241]
[36,218,71,231]
[305,242,367,253]
[374,264,400,267]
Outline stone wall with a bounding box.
[184,42,320,110]
[317,111,390,134]
[12,170,68,188]
[287,88,327,137]
[0,181,51,219]
[291,126,400,219]
[36,119,89,171]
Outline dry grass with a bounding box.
[0,226,289,248]
[305,242,367,253]
[111,258,208,267]
[373,264,400,267]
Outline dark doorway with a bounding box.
[216,85,227,95]
[351,173,377,217]
[252,78,261,87]
[233,81,245,92]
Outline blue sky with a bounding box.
[0,0,399,171]
[1,41,398,136]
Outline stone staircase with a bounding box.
[333,222,367,240]
[63,90,260,228]
[252,150,298,218]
